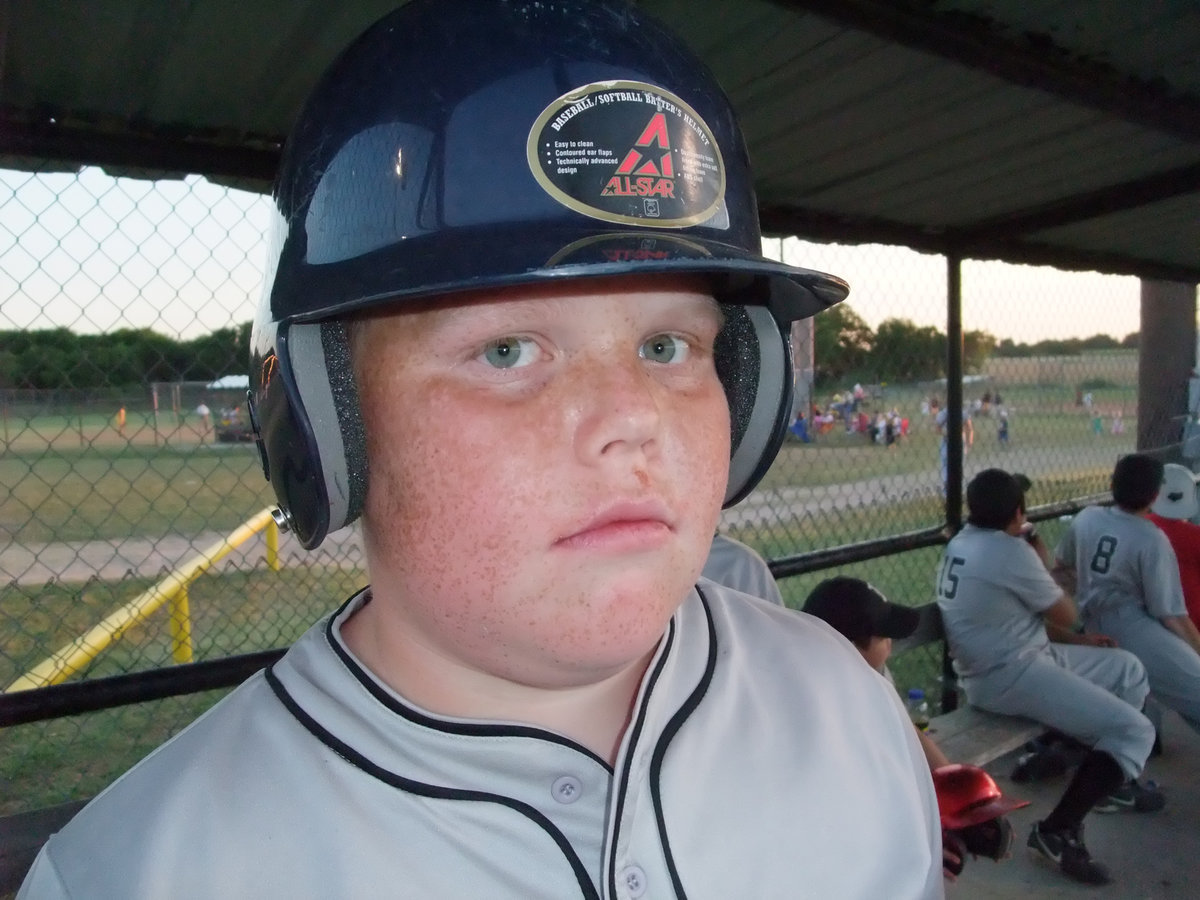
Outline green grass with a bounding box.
[0,443,275,542]
[1,567,366,813]
[0,567,365,685]
[757,383,1135,509]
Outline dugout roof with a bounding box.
[2,0,1198,282]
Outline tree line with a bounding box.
[1,312,1138,391]
[0,323,252,389]
[814,304,1136,385]
[996,333,1138,357]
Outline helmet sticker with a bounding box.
[546,232,715,267]
[527,81,726,228]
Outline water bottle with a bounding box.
[906,688,930,730]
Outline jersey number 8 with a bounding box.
[1089,535,1118,574]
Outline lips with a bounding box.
[555,500,675,553]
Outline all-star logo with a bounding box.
[602,112,676,201]
[527,80,725,227]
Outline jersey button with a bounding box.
[620,864,647,898]
[551,775,583,804]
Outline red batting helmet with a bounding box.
[933,764,1030,829]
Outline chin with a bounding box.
[593,584,689,645]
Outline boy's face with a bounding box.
[351,275,731,689]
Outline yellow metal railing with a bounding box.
[5,508,282,693]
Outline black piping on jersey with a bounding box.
[265,664,601,900]
[323,588,611,768]
[648,585,719,899]
[606,609,688,899]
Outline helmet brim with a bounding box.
[272,224,848,327]
[941,795,1031,830]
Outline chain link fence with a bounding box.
[0,164,1160,817]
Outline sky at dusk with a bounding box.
[0,169,1161,344]
[769,238,1144,344]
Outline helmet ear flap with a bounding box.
[718,304,792,507]
[269,321,368,549]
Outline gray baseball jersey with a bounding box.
[1055,506,1186,620]
[1057,506,1200,732]
[22,586,942,899]
[701,534,783,606]
[937,524,1154,778]
[936,525,1062,677]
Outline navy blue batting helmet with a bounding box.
[250,0,849,548]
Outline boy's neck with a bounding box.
[340,596,652,765]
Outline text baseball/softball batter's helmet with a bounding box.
[1152,463,1200,520]
[250,0,849,549]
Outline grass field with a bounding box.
[982,350,1138,387]
[757,379,1136,525]
[1,567,365,813]
[0,442,275,543]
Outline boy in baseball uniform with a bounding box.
[1056,454,1200,732]
[803,577,950,771]
[20,2,941,897]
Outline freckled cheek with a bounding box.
[674,386,732,512]
[363,383,549,581]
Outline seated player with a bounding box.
[803,577,949,770]
[1055,454,1200,734]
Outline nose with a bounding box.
[571,351,662,465]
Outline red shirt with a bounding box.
[1148,512,1200,629]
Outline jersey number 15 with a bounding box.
[938,556,966,599]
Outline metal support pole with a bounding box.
[1138,279,1197,458]
[945,252,964,532]
[941,252,965,714]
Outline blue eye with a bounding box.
[640,334,688,363]
[482,337,536,369]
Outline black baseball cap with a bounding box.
[802,577,920,645]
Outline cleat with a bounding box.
[1093,778,1165,814]
[1027,821,1112,885]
